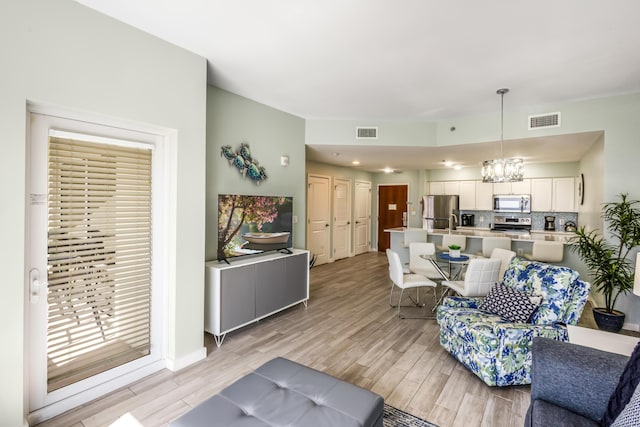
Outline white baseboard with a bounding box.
[165,346,207,372]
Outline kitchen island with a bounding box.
[428,227,577,263]
[432,227,575,243]
[383,227,427,265]
[384,226,586,285]
[384,226,576,255]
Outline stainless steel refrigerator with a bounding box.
[422,195,459,231]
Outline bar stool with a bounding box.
[439,234,467,252]
[524,241,564,263]
[479,236,511,257]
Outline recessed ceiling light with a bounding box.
[331,152,340,156]
[383,167,394,173]
[443,160,453,167]
[453,165,462,170]
[352,160,360,165]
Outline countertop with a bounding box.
[432,226,575,243]
[383,226,576,243]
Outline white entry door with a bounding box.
[307,174,331,265]
[26,111,165,423]
[332,178,352,260]
[354,180,372,255]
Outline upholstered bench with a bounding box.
[170,357,384,427]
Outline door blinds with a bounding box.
[47,136,152,392]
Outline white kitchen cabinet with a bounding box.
[553,177,576,212]
[531,178,552,212]
[493,179,531,195]
[430,181,460,196]
[430,177,576,212]
[476,181,494,210]
[512,179,531,194]
[530,177,577,212]
[460,180,492,210]
[459,181,476,210]
[492,182,511,195]
[429,182,444,195]
[443,181,460,195]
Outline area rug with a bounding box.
[383,403,439,427]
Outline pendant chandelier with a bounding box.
[481,88,524,183]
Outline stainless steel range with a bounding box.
[492,216,532,233]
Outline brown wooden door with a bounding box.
[377,185,408,252]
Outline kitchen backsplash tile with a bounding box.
[458,210,578,232]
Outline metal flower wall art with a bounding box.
[221,142,268,185]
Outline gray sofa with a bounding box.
[525,337,630,426]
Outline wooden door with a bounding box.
[377,185,408,252]
[307,174,331,265]
[354,180,371,255]
[332,178,351,260]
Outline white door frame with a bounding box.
[25,105,171,424]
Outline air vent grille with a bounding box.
[356,127,378,139]
[528,112,561,130]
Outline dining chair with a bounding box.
[386,249,438,318]
[524,241,564,263]
[441,258,501,297]
[479,236,511,257]
[490,247,516,281]
[409,242,443,281]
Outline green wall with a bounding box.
[1,1,207,424]
[206,87,307,260]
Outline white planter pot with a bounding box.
[449,249,461,258]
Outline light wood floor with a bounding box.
[37,252,533,427]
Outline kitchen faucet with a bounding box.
[449,213,458,233]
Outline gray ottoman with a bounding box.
[171,357,384,427]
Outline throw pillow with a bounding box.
[478,283,541,323]
[611,384,640,427]
[603,341,640,426]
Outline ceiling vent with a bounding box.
[528,112,561,130]
[356,127,378,139]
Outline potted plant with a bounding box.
[448,244,461,258]
[571,193,640,332]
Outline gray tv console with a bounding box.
[204,249,309,346]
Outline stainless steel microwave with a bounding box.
[493,194,531,213]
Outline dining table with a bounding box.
[421,252,476,310]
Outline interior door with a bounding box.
[377,184,408,252]
[307,174,331,265]
[354,180,371,255]
[332,178,351,260]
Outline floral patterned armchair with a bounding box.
[436,257,591,386]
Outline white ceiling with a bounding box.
[76,1,639,171]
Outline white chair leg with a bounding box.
[397,288,404,317]
[389,281,396,306]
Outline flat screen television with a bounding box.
[217,194,293,262]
